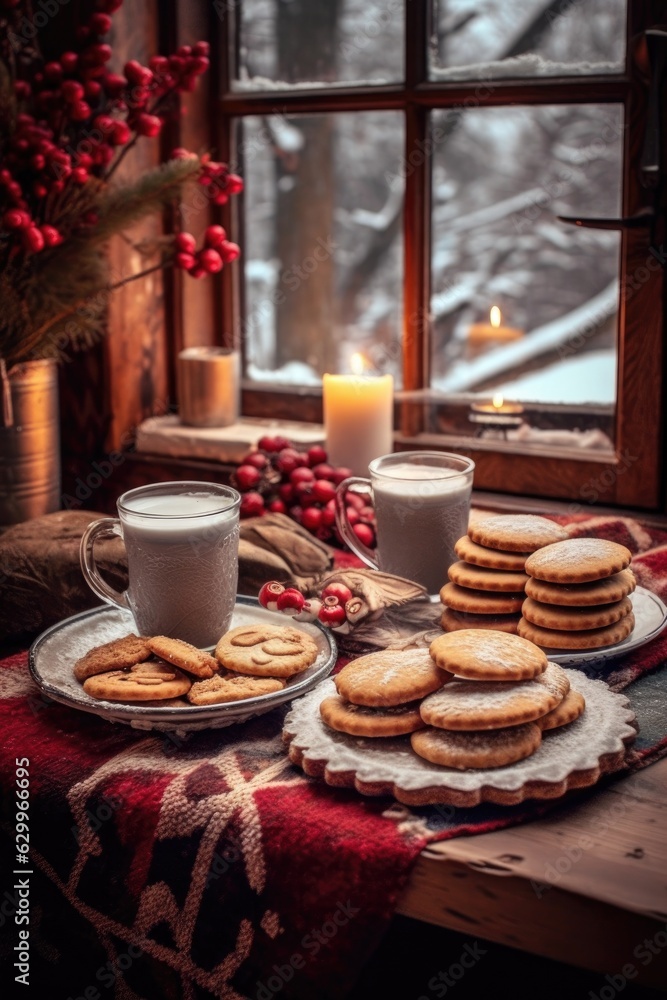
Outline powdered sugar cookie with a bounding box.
[334,648,450,708]
[448,560,529,592]
[83,660,192,701]
[411,723,542,769]
[521,596,632,631]
[429,629,547,681]
[419,662,569,731]
[440,582,525,615]
[455,535,530,571]
[524,569,636,607]
[440,609,521,634]
[320,695,424,737]
[536,689,586,731]
[187,672,285,704]
[468,515,568,553]
[517,612,635,650]
[525,538,632,584]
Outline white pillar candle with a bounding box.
[323,367,394,476]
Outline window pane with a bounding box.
[234,0,404,90]
[430,104,622,419]
[240,112,404,384]
[430,0,626,81]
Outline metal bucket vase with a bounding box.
[0,360,61,526]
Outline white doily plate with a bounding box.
[29,598,336,733]
[283,670,637,807]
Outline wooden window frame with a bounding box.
[202,0,664,510]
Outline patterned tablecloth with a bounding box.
[1,512,666,1000]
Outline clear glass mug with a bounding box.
[80,481,241,648]
[335,452,474,595]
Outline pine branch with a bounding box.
[93,157,202,241]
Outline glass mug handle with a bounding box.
[334,476,378,569]
[79,518,130,611]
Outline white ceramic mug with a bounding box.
[80,481,241,647]
[335,451,474,595]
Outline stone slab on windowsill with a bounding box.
[135,415,325,464]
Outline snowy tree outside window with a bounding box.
[231,0,627,438]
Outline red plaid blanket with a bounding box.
[1,513,666,1000]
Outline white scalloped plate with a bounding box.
[283,669,636,807]
[29,598,336,733]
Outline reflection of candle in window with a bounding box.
[467,307,524,358]
[470,394,524,416]
[323,353,394,476]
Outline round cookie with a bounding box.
[536,689,586,732]
[517,612,635,650]
[524,538,632,584]
[215,624,318,678]
[82,660,192,701]
[334,648,450,708]
[411,723,542,769]
[524,568,636,607]
[521,596,632,632]
[147,636,217,678]
[448,561,529,593]
[187,672,285,704]
[440,609,521,635]
[429,630,547,681]
[468,515,569,553]
[440,582,525,615]
[419,662,569,731]
[74,634,152,681]
[320,695,425,737]
[455,535,529,571]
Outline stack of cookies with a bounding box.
[413,631,583,770]
[74,624,320,706]
[319,630,585,771]
[321,648,447,738]
[441,515,569,635]
[518,538,636,650]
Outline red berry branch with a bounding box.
[231,435,377,549]
[0,0,243,366]
[258,580,359,634]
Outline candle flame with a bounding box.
[490,306,501,328]
[350,352,366,376]
[492,394,504,409]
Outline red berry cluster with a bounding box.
[232,435,377,549]
[258,580,363,633]
[1,2,241,264]
[174,226,240,278]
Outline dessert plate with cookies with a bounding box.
[284,629,637,806]
[29,598,337,732]
[442,523,667,665]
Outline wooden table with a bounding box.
[398,758,667,989]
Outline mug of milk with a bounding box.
[80,481,241,648]
[335,452,474,595]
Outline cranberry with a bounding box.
[235,464,261,491]
[353,523,375,547]
[268,499,286,514]
[241,451,268,470]
[301,507,322,532]
[321,582,354,605]
[124,60,153,87]
[21,226,45,253]
[111,121,131,145]
[198,248,223,273]
[290,467,315,487]
[312,463,335,480]
[135,113,162,137]
[312,479,336,504]
[307,445,328,466]
[204,224,226,248]
[240,491,264,518]
[331,467,353,485]
[175,252,196,270]
[175,232,196,254]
